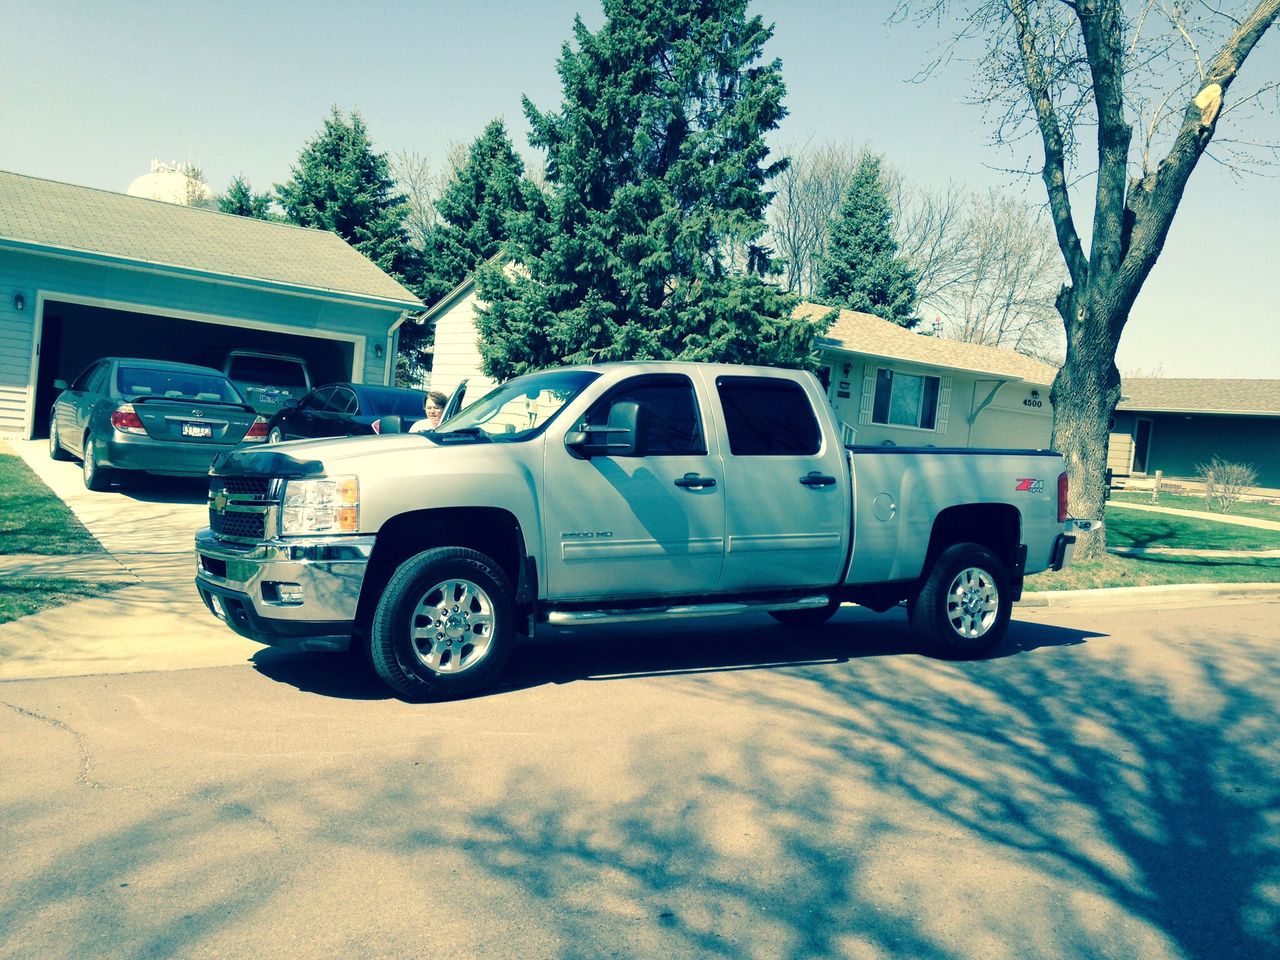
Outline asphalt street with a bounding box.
[3,595,1278,960]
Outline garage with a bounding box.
[1,170,423,439]
[32,299,356,437]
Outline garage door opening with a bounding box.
[33,301,356,436]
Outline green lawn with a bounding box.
[0,444,104,555]
[1104,505,1280,551]
[1027,553,1280,591]
[1109,490,1280,522]
[0,577,129,624]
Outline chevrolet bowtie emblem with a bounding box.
[213,491,228,512]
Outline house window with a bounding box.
[872,369,940,430]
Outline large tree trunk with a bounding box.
[1050,289,1122,560]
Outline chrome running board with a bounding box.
[542,594,831,626]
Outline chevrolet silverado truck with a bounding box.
[194,362,1087,699]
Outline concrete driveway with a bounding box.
[1,440,260,681]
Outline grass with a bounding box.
[1027,553,1280,591]
[0,577,130,624]
[0,443,104,555]
[1104,505,1280,551]
[1110,489,1280,522]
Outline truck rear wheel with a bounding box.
[368,547,516,700]
[909,543,1011,658]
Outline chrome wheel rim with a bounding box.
[269,428,283,443]
[49,419,58,455]
[409,578,496,675]
[945,567,999,638]
[83,438,95,484]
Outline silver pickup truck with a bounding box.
[194,362,1084,699]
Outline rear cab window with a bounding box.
[715,375,821,456]
[227,354,309,388]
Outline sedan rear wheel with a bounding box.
[49,415,72,461]
[268,426,284,444]
[82,434,114,491]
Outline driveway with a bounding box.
[1,440,259,681]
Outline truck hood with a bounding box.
[213,434,434,478]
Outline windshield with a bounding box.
[432,369,600,443]
[117,366,243,403]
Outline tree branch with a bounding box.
[1009,0,1089,290]
[1075,0,1133,282]
[1119,0,1280,315]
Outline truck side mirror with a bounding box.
[53,379,68,390]
[375,415,403,435]
[565,400,644,458]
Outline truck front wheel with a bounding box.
[909,543,1011,658]
[368,547,517,700]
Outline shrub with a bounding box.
[1195,457,1258,514]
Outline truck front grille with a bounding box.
[211,508,267,540]
[219,476,273,499]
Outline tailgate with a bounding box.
[133,399,258,443]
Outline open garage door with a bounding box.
[33,300,356,437]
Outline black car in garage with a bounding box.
[264,382,427,442]
[49,357,268,490]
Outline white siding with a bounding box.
[429,288,497,399]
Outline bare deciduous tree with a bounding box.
[767,141,861,296]
[904,0,1280,557]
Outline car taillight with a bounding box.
[1058,471,1069,523]
[244,416,269,442]
[372,418,383,435]
[110,403,146,435]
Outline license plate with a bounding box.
[182,422,213,438]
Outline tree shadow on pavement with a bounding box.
[4,610,1272,959]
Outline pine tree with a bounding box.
[476,0,826,381]
[218,175,276,220]
[419,120,532,308]
[815,153,919,327]
[275,107,411,278]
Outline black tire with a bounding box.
[49,415,72,461]
[268,426,285,444]
[82,433,114,491]
[769,599,841,627]
[908,543,1011,658]
[368,547,517,700]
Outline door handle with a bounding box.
[674,473,717,490]
[799,472,836,487]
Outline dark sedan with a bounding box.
[264,382,427,442]
[49,357,268,490]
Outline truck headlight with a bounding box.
[281,476,359,536]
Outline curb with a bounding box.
[1019,582,1280,608]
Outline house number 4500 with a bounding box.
[1023,398,1043,407]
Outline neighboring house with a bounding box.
[801,303,1058,448]
[1110,378,1280,488]
[428,277,1058,450]
[0,170,422,439]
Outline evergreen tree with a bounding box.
[275,107,411,278]
[419,119,532,308]
[814,153,919,327]
[476,0,825,381]
[218,175,276,220]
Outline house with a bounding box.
[1110,378,1280,488]
[802,303,1058,448]
[0,170,422,439]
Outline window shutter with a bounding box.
[858,365,877,426]
[935,376,952,433]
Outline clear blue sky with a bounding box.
[3,0,1277,377]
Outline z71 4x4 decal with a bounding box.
[1015,478,1044,493]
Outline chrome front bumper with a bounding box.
[193,528,375,651]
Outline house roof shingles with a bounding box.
[801,302,1060,385]
[0,170,421,307]
[1117,378,1280,416]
